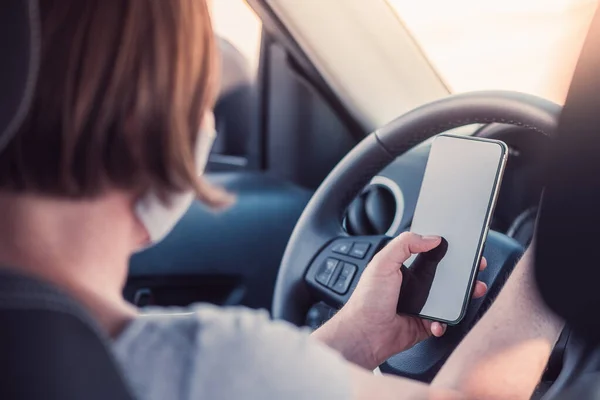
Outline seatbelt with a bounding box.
[535,2,600,340]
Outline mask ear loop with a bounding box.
[195,127,217,176]
[0,0,41,153]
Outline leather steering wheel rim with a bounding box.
[273,90,560,326]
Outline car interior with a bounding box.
[2,0,600,399]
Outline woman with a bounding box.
[0,1,489,398]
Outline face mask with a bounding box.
[134,128,216,248]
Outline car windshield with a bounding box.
[386,0,597,104]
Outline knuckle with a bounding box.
[397,231,415,241]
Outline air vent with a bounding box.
[344,176,404,236]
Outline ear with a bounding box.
[201,110,215,132]
[135,226,151,249]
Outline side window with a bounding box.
[209,0,262,171]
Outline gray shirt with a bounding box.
[112,304,351,400]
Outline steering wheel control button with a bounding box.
[349,242,370,259]
[316,258,339,286]
[332,241,352,255]
[331,263,357,294]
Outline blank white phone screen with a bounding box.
[407,135,505,323]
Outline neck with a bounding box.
[0,191,139,337]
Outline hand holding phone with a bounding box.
[317,232,487,369]
[396,134,507,325]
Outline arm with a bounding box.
[432,246,564,399]
[347,364,466,400]
[314,322,468,399]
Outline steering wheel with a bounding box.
[272,91,561,381]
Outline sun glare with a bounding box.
[387,0,598,104]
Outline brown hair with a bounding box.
[0,0,230,206]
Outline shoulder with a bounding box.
[113,304,351,400]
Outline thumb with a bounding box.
[374,232,441,272]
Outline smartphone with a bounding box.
[396,134,508,325]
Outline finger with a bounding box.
[479,257,487,271]
[473,281,488,298]
[375,232,442,268]
[430,322,447,337]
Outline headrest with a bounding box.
[0,0,40,151]
[535,5,600,340]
